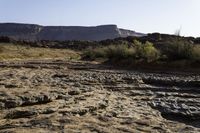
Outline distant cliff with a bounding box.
[0,23,145,41]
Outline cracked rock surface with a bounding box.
[0,60,199,133]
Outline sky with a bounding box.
[0,0,199,37]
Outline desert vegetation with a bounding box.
[83,38,200,69]
[0,33,200,69]
[83,41,160,62]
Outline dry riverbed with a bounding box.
[0,59,199,133]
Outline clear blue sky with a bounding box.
[0,0,199,37]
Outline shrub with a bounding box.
[105,44,135,59]
[83,40,159,62]
[141,41,160,62]
[83,44,136,60]
[163,40,194,60]
[83,47,97,60]
[133,40,143,58]
[133,40,160,62]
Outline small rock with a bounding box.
[68,89,80,95]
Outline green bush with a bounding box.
[141,41,160,62]
[83,40,159,62]
[83,47,98,60]
[82,38,200,67]
[133,40,160,62]
[163,40,194,60]
[83,44,136,60]
[104,44,135,59]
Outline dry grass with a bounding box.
[0,43,80,60]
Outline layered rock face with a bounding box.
[0,60,199,132]
[0,23,145,41]
[0,23,42,41]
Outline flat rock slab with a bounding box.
[0,60,199,133]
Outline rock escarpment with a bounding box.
[0,23,145,41]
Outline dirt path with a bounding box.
[0,60,199,133]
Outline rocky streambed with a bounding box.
[0,60,199,133]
